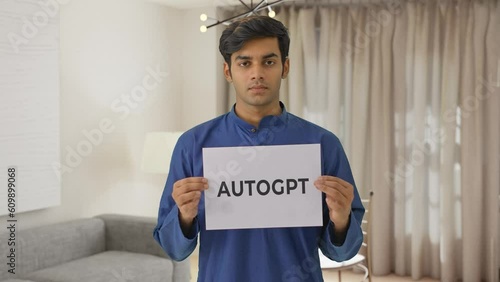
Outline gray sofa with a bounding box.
[0,214,190,282]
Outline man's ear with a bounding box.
[223,62,232,82]
[282,57,290,79]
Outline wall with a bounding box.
[0,0,186,229]
[181,7,226,129]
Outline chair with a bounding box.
[319,191,373,282]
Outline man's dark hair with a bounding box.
[219,16,290,69]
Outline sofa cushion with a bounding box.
[21,251,174,282]
[0,218,105,281]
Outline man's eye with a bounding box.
[265,61,276,66]
[239,61,250,67]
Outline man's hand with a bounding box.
[314,176,354,234]
[172,177,208,234]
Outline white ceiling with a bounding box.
[147,0,230,9]
[147,0,294,10]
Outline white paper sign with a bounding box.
[203,144,322,230]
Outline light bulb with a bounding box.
[200,25,208,33]
[267,8,276,18]
[200,14,208,22]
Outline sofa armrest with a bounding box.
[96,214,191,282]
[95,214,168,258]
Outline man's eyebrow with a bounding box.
[235,55,251,61]
[262,53,279,59]
[234,53,279,61]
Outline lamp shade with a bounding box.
[141,131,183,174]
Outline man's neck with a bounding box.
[234,103,282,128]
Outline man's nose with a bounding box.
[250,65,264,81]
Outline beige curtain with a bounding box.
[273,0,500,280]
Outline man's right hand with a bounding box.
[172,177,208,235]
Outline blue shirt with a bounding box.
[154,103,364,282]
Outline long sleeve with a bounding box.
[319,211,364,261]
[318,133,365,261]
[153,133,199,261]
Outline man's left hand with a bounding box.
[314,176,354,233]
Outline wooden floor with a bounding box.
[189,255,440,282]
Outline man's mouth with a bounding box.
[249,85,268,90]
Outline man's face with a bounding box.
[224,37,289,109]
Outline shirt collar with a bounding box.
[228,101,288,131]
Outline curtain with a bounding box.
[271,0,499,280]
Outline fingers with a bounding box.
[177,191,202,219]
[322,175,351,187]
[172,178,207,199]
[172,177,208,220]
[314,176,353,200]
[325,192,350,212]
[314,176,354,229]
[175,190,202,207]
[174,177,208,193]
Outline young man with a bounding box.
[154,16,364,282]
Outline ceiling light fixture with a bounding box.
[267,6,276,18]
[199,0,284,32]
